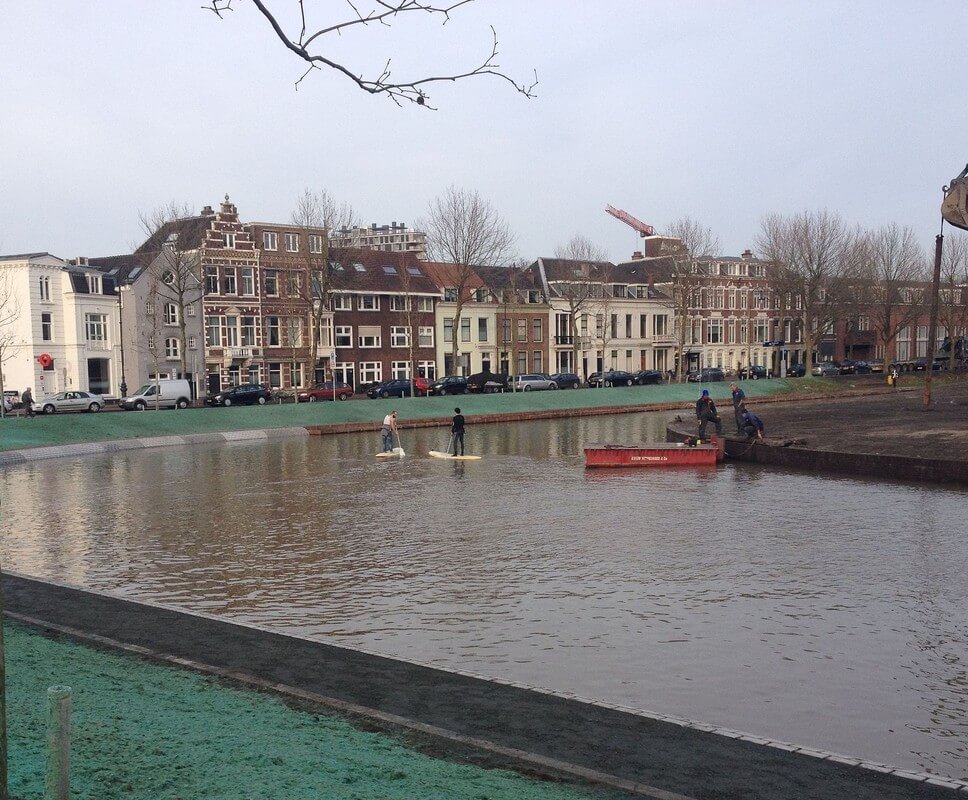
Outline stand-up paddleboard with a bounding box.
[428,450,482,460]
[375,448,405,458]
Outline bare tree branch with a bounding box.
[204,0,537,107]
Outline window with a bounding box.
[288,271,302,298]
[163,303,178,325]
[391,326,410,347]
[267,317,280,346]
[165,338,180,359]
[206,266,218,294]
[147,336,155,351]
[224,315,239,347]
[533,351,542,372]
[359,295,379,311]
[517,351,527,373]
[353,263,366,273]
[517,319,528,342]
[625,315,633,339]
[332,295,351,311]
[708,319,723,344]
[916,325,929,357]
[358,326,381,348]
[241,268,255,296]
[286,317,302,347]
[268,363,283,388]
[443,288,458,302]
[461,318,471,342]
[858,315,870,332]
[382,266,397,275]
[417,297,433,312]
[289,362,304,387]
[654,315,668,336]
[418,361,436,380]
[241,317,257,347]
[359,362,382,384]
[264,270,278,296]
[224,233,236,249]
[308,234,323,254]
[528,290,540,304]
[610,314,618,339]
[39,275,51,302]
[263,231,278,251]
[185,303,196,317]
[443,319,454,343]
[41,312,52,341]
[285,233,299,252]
[478,318,488,342]
[502,319,511,344]
[390,296,409,311]
[334,326,352,347]
[391,361,410,379]
[532,318,543,342]
[223,268,237,295]
[85,313,107,342]
[188,336,197,349]
[206,316,221,347]
[418,326,434,347]
[145,300,154,316]
[87,275,101,293]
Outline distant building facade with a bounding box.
[329,222,427,260]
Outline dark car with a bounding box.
[631,369,663,385]
[427,375,468,396]
[907,357,944,372]
[297,381,353,402]
[811,362,840,377]
[465,370,509,393]
[686,367,726,383]
[587,370,634,387]
[366,379,425,399]
[785,363,806,378]
[206,383,272,406]
[736,365,769,380]
[839,359,872,375]
[550,372,582,389]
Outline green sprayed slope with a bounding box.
[4,624,619,800]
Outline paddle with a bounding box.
[393,430,406,457]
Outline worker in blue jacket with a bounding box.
[740,409,765,440]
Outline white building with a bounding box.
[0,253,123,401]
[330,222,427,260]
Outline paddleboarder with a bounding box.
[380,410,398,453]
[452,407,466,456]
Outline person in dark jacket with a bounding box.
[729,383,747,433]
[451,407,466,456]
[21,387,34,418]
[695,389,722,438]
[740,409,765,440]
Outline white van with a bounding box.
[121,379,193,411]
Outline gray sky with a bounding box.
[2,1,966,264]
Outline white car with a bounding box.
[35,391,105,414]
[513,374,559,391]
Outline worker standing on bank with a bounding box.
[695,389,722,439]
[452,407,466,456]
[729,383,747,433]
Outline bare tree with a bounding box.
[0,274,21,419]
[665,217,720,381]
[139,277,166,409]
[290,189,359,382]
[860,224,926,366]
[939,234,968,370]
[423,186,516,372]
[552,235,608,376]
[756,210,863,376]
[203,0,537,108]
[139,203,203,384]
[589,265,618,386]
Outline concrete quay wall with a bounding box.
[3,573,963,800]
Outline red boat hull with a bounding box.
[584,440,722,468]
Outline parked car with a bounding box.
[908,357,944,372]
[587,370,634,387]
[35,390,105,414]
[867,359,885,373]
[427,375,468,396]
[736,365,768,380]
[631,369,663,385]
[686,367,726,383]
[206,383,272,406]
[838,359,872,375]
[297,381,353,402]
[366,379,425,399]
[121,379,193,411]
[785,363,806,378]
[513,374,558,391]
[414,376,432,394]
[466,371,509,393]
[3,390,21,410]
[550,372,582,389]
[811,362,840,377]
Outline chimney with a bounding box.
[75,256,89,266]
[631,250,643,260]
[201,205,214,216]
[742,249,753,260]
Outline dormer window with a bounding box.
[443,288,458,302]
[353,263,366,272]
[87,275,101,294]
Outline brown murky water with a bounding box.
[2,411,966,779]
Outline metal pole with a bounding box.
[117,287,127,397]
[0,499,8,800]
[922,232,944,410]
[45,686,71,800]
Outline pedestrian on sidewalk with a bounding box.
[452,407,466,456]
[729,383,747,433]
[380,411,398,452]
[21,387,34,418]
[889,366,900,389]
[695,389,722,439]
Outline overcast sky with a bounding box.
[2,1,966,264]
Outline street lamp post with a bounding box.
[116,284,127,397]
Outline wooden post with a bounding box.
[922,232,943,410]
[45,687,71,800]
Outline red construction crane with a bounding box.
[605,205,654,237]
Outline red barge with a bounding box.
[584,438,724,468]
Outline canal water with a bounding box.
[2,410,966,780]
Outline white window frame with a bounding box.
[285,233,299,252]
[417,297,433,312]
[418,360,436,380]
[241,268,255,296]
[165,337,180,360]
[85,313,108,342]
[308,234,323,254]
[390,296,409,311]
[391,326,410,347]
[39,275,52,302]
[332,294,351,311]
[418,326,434,348]
[263,231,278,251]
[359,361,382,384]
[358,326,381,348]
[224,233,236,249]
[391,360,411,379]
[334,326,352,347]
[163,303,178,326]
[359,294,379,311]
